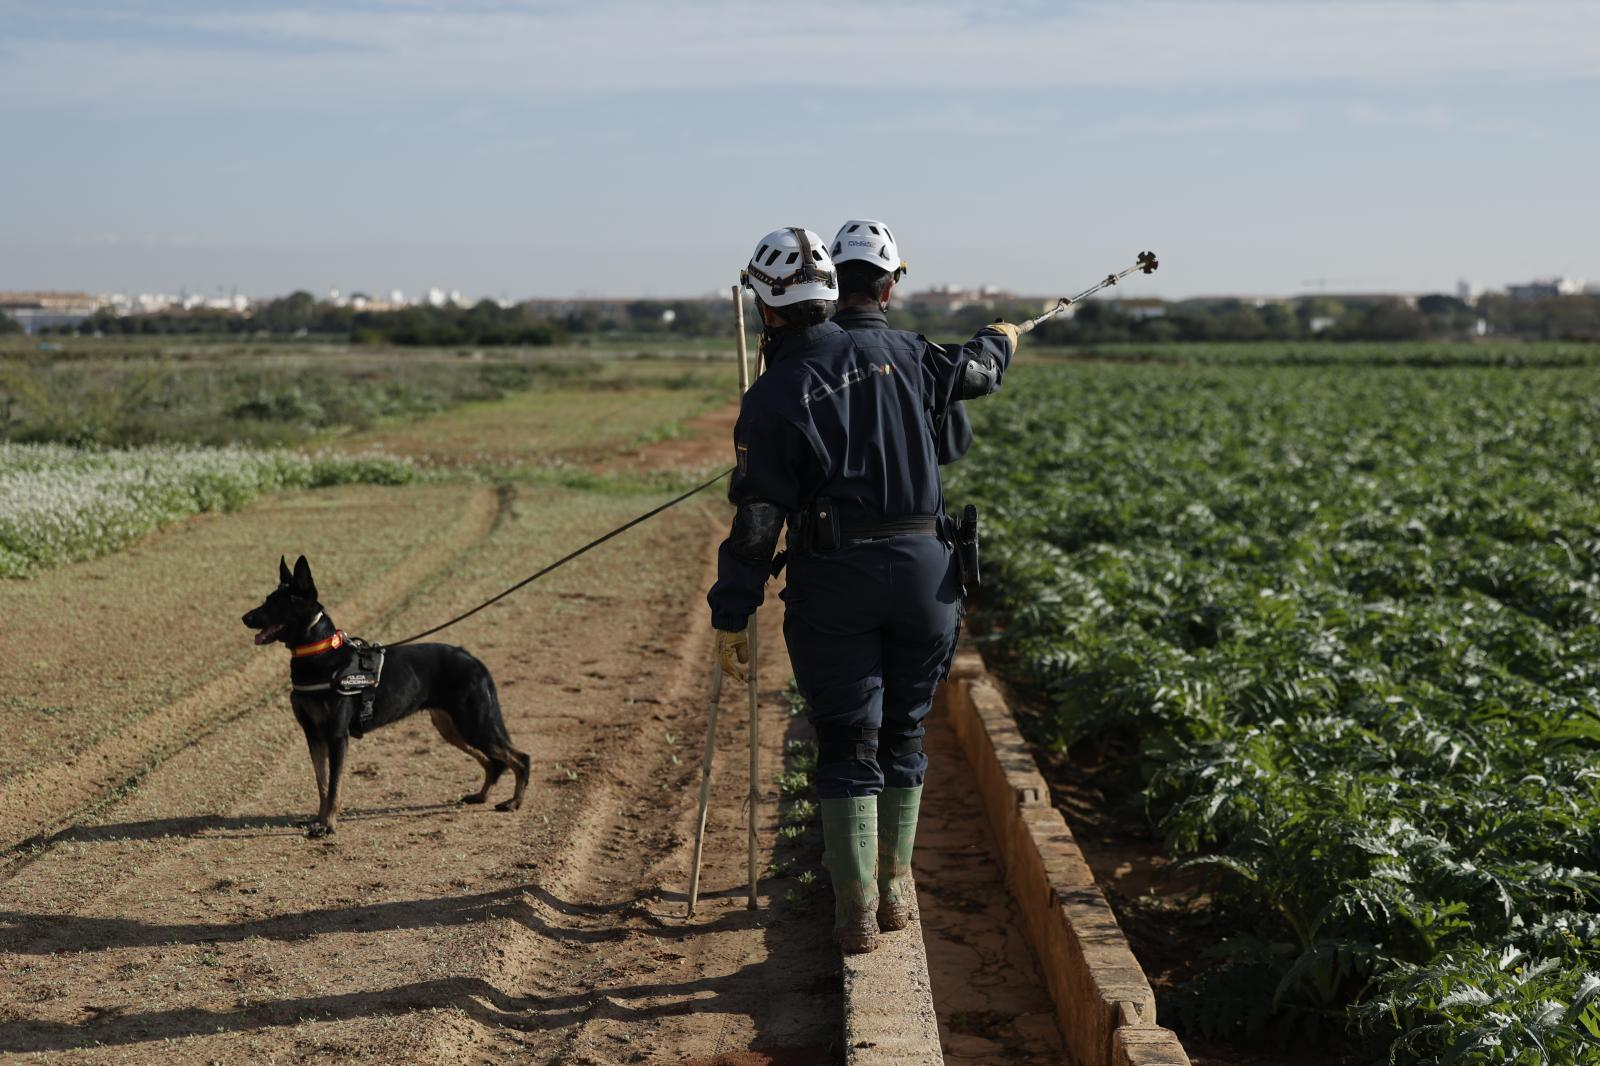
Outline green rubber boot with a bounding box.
[821,796,880,954]
[876,786,923,931]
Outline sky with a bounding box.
[2,0,1598,301]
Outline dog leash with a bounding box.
[386,468,733,648]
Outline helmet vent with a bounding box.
[785,252,799,264]
[879,246,890,260]
[868,225,880,235]
[755,244,769,259]
[884,228,894,242]
[832,242,842,255]
[765,249,781,267]
[813,249,823,260]
[847,224,860,232]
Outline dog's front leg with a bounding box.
[291,705,329,829]
[308,734,347,838]
[306,738,329,826]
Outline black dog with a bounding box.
[243,555,530,837]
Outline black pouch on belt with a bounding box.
[956,503,980,595]
[808,496,841,553]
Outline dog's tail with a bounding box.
[482,673,514,740]
[481,673,531,811]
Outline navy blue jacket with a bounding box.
[831,304,974,465]
[707,319,1011,631]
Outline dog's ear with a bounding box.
[279,555,292,585]
[291,555,316,596]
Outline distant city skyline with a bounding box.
[3,1,1598,299]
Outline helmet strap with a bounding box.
[788,227,818,283]
[752,297,779,356]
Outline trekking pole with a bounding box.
[1016,250,1160,334]
[734,289,762,911]
[746,603,760,909]
[686,285,757,919]
[685,657,723,918]
[735,285,751,393]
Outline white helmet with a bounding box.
[830,219,906,279]
[743,227,838,307]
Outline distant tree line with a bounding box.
[910,293,1600,344]
[73,293,568,347]
[48,290,1600,345]
[62,291,761,346]
[0,312,20,335]
[559,300,742,337]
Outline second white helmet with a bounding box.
[830,219,906,279]
[743,227,838,307]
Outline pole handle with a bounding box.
[733,285,750,396]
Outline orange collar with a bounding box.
[292,630,347,658]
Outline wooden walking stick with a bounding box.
[746,599,760,909]
[686,656,723,918]
[735,285,751,394]
[733,287,762,910]
[686,285,759,918]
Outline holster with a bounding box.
[955,504,980,596]
[795,496,841,554]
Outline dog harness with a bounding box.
[291,630,386,737]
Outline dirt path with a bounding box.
[0,404,844,1062]
[0,482,498,853]
[421,593,838,1066]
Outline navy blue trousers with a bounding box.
[782,535,961,799]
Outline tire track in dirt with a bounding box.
[0,482,501,862]
[397,529,839,1065]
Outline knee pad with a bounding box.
[817,726,879,767]
[885,734,923,759]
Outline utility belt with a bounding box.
[784,497,981,596]
[790,498,940,554]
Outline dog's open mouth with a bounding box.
[253,623,286,645]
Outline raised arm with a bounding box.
[922,323,1018,424]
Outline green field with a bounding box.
[0,340,738,578]
[1027,339,1600,368]
[0,336,736,448]
[948,354,1600,1061]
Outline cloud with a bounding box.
[4,1,1599,113]
[1091,106,1309,137]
